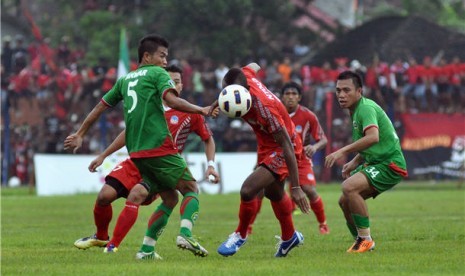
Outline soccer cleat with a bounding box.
[217,232,247,257]
[103,243,118,253]
[135,251,163,260]
[176,235,209,257]
[292,209,302,216]
[319,223,330,235]
[275,231,304,257]
[74,234,109,249]
[347,236,375,253]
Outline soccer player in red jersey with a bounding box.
[280,81,330,234]
[72,64,219,256]
[217,63,310,258]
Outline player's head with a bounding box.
[166,64,183,94]
[222,68,249,89]
[281,81,302,112]
[138,34,169,67]
[335,70,363,110]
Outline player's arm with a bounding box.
[325,126,379,167]
[64,101,109,153]
[88,130,126,172]
[164,90,219,117]
[203,136,220,183]
[304,134,327,157]
[273,129,310,214]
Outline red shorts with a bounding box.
[106,158,143,191]
[258,150,288,181]
[297,155,316,186]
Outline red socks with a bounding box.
[94,203,112,240]
[271,194,295,241]
[236,198,258,238]
[109,200,139,247]
[310,196,326,224]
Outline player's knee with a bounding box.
[177,180,198,195]
[240,185,256,201]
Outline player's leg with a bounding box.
[247,189,264,235]
[137,188,178,259]
[217,166,273,256]
[265,179,304,257]
[302,185,329,234]
[342,172,377,253]
[339,194,358,239]
[299,160,329,234]
[105,183,149,252]
[175,176,209,257]
[74,183,119,250]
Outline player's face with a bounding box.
[144,46,168,67]
[335,78,362,110]
[168,72,183,94]
[281,88,301,111]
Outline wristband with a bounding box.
[291,186,301,190]
[207,160,215,168]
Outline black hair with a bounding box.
[138,34,169,63]
[337,70,363,89]
[222,68,248,88]
[165,64,183,75]
[281,81,302,95]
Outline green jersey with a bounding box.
[351,97,406,169]
[102,65,178,158]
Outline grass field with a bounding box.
[1,181,464,275]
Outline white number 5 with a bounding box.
[127,80,138,113]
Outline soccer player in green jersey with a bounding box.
[325,70,408,253]
[64,34,218,259]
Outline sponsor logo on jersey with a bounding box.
[170,115,179,125]
[295,125,302,133]
[353,121,358,129]
[168,79,176,88]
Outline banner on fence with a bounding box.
[401,113,465,178]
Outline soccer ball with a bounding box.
[218,84,252,118]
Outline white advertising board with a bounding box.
[34,152,257,196]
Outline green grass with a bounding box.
[1,181,464,275]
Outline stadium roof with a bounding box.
[309,15,465,65]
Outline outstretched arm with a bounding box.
[164,90,219,117]
[64,101,109,153]
[325,126,379,167]
[88,130,126,172]
[203,136,220,183]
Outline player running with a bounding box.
[281,81,330,234]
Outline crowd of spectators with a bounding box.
[2,34,465,185]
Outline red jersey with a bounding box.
[290,105,326,145]
[241,67,302,162]
[164,107,212,153]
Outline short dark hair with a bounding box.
[222,68,248,88]
[281,81,302,95]
[138,34,169,63]
[337,70,363,89]
[165,64,183,76]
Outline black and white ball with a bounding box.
[218,84,252,118]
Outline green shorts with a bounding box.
[132,154,195,194]
[352,162,403,193]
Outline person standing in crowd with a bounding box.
[281,81,329,234]
[73,64,219,257]
[64,34,218,259]
[217,63,310,258]
[325,70,407,253]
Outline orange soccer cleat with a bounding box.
[347,237,375,253]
